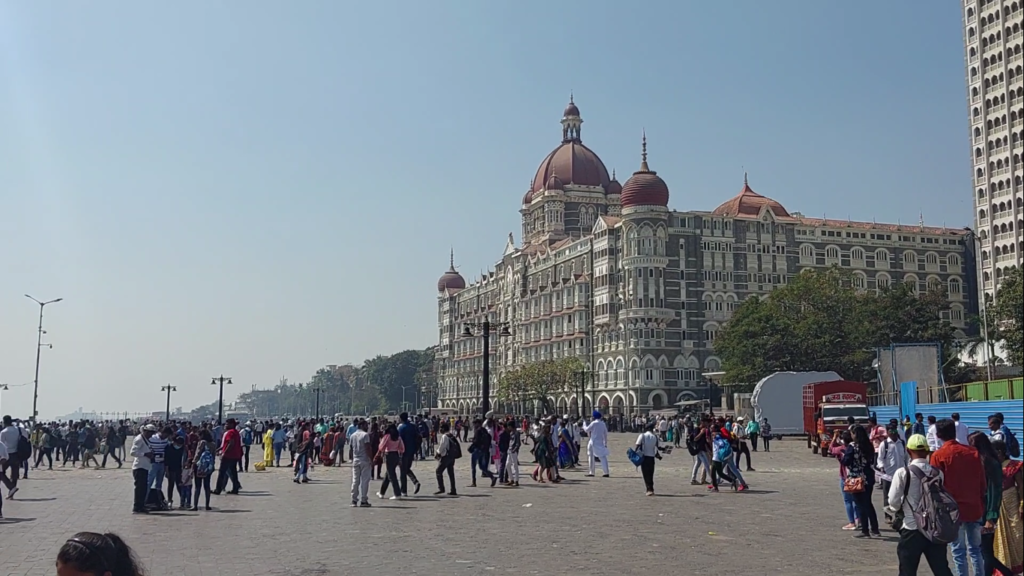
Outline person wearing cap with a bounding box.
[583,410,610,478]
[885,434,955,576]
[129,425,157,514]
[731,417,754,472]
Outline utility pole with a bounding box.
[25,295,62,421]
[210,375,232,425]
[161,384,177,421]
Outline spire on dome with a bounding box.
[639,129,649,172]
[744,171,748,186]
[449,247,455,270]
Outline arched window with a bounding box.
[949,277,962,295]
[876,273,891,291]
[851,247,865,261]
[904,274,920,294]
[875,249,890,269]
[903,251,918,265]
[852,272,867,291]
[800,244,814,263]
[947,253,961,267]
[825,245,840,260]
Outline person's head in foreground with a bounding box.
[56,532,144,576]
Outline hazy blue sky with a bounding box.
[0,2,971,418]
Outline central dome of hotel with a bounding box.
[526,97,612,202]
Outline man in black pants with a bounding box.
[884,434,953,576]
[397,413,421,496]
[129,425,157,514]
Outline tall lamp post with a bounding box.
[25,295,62,421]
[161,384,177,421]
[461,320,511,416]
[211,375,232,425]
[312,386,322,420]
[400,384,416,413]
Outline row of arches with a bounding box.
[967,1,1021,23]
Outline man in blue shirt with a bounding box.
[397,413,421,496]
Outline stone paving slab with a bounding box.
[0,436,902,575]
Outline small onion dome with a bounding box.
[437,251,466,292]
[606,170,622,196]
[564,100,580,117]
[620,133,669,208]
[522,189,534,205]
[546,173,564,191]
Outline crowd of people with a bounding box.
[830,411,1023,575]
[5,406,1022,576]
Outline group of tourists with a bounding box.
[832,411,1023,575]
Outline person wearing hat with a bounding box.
[129,425,157,514]
[885,434,954,576]
[732,417,754,472]
[583,411,610,478]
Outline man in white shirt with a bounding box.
[951,413,970,446]
[349,419,374,506]
[635,424,661,496]
[583,411,610,478]
[0,416,24,497]
[885,434,955,576]
[925,415,942,452]
[130,425,157,514]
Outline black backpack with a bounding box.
[447,435,462,460]
[16,432,32,461]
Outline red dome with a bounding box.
[712,177,790,218]
[437,251,466,292]
[620,135,668,208]
[522,189,534,205]
[546,174,564,191]
[437,267,466,292]
[564,101,580,117]
[532,141,610,193]
[606,171,622,196]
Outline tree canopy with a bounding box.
[992,266,1023,367]
[216,348,435,419]
[715,267,959,386]
[496,357,584,415]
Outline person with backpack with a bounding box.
[192,430,216,511]
[434,422,460,496]
[241,424,253,472]
[988,414,1021,459]
[885,434,955,576]
[931,418,986,576]
[709,427,738,493]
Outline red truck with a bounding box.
[802,381,871,456]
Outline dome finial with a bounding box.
[569,90,574,104]
[449,247,455,269]
[640,129,649,172]
[612,168,616,180]
[744,171,748,186]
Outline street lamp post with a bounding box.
[210,375,233,425]
[161,384,177,422]
[313,386,322,420]
[400,385,416,413]
[461,320,511,416]
[25,295,62,421]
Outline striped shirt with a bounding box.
[148,435,169,463]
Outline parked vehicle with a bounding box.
[751,371,843,435]
[802,380,871,456]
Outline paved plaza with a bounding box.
[2,435,905,575]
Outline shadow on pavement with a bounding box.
[0,517,35,524]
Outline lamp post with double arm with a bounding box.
[161,384,177,422]
[461,320,511,416]
[211,375,232,425]
[25,295,62,421]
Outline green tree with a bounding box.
[497,357,583,414]
[717,268,871,384]
[992,266,1023,366]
